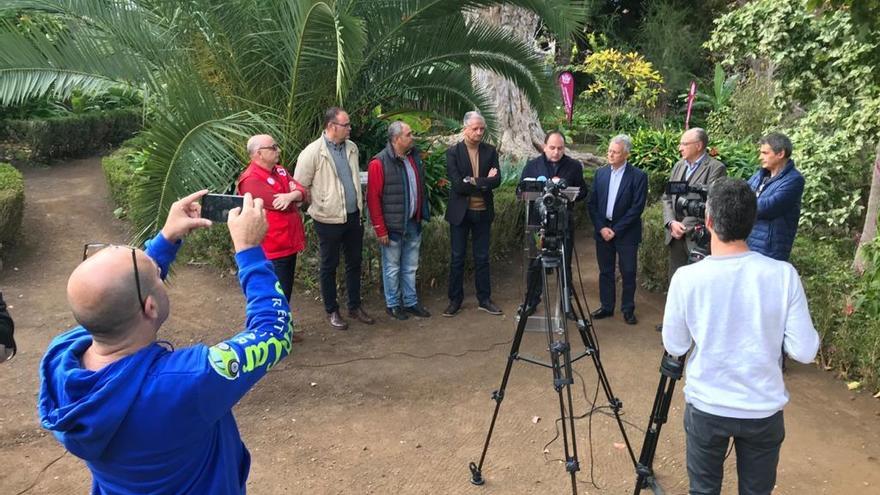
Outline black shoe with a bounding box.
[478,300,503,315]
[386,306,409,320]
[655,323,663,333]
[404,304,431,318]
[442,301,461,317]
[591,308,613,319]
[623,312,638,325]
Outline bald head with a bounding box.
[67,246,164,343]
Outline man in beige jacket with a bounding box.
[294,107,374,330]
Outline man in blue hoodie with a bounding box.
[39,190,294,495]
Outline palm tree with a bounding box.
[0,0,584,241]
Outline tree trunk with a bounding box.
[854,142,880,274]
[467,6,547,159]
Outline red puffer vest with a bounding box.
[237,162,307,259]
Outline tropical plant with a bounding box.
[0,0,585,242]
[575,48,663,130]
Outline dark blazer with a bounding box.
[444,141,502,225]
[661,156,726,245]
[746,159,805,261]
[587,163,648,244]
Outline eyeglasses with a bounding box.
[258,144,280,151]
[82,243,146,314]
[331,121,352,129]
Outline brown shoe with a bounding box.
[348,306,375,325]
[327,310,349,330]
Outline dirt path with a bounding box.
[1,157,878,495]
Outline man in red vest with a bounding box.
[238,134,307,342]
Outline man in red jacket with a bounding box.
[238,134,307,341]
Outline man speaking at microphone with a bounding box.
[520,131,587,318]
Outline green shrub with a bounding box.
[2,108,141,162]
[178,223,237,273]
[637,202,667,292]
[790,235,879,391]
[0,162,25,249]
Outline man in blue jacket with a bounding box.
[747,132,805,261]
[38,190,293,494]
[587,135,648,325]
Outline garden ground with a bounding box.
[1,157,879,494]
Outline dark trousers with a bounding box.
[270,254,297,303]
[525,233,574,308]
[448,209,492,305]
[684,403,785,495]
[595,237,638,313]
[668,236,690,280]
[314,212,363,314]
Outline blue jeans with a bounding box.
[380,220,422,308]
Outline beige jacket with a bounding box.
[294,136,363,224]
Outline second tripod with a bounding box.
[468,243,636,495]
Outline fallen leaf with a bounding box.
[847,381,861,390]
[531,416,541,424]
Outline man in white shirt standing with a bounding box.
[662,177,820,495]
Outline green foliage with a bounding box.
[2,108,141,162]
[0,0,586,244]
[707,0,880,233]
[578,48,665,116]
[687,63,738,118]
[638,0,713,97]
[790,235,879,390]
[101,139,148,215]
[705,69,776,142]
[0,162,24,248]
[637,202,667,292]
[541,105,649,144]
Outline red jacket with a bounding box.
[237,161,308,259]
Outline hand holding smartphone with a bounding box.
[201,194,245,223]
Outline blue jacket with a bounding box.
[587,163,648,244]
[746,159,805,261]
[38,234,293,495]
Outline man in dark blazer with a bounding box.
[662,128,727,277]
[443,111,502,317]
[587,134,648,325]
[521,131,588,318]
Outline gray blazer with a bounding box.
[661,156,726,245]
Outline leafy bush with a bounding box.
[578,49,665,113]
[790,235,879,391]
[541,105,649,144]
[637,202,667,292]
[0,163,25,249]
[2,108,141,162]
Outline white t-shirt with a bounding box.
[662,251,820,419]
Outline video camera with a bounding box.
[525,178,570,255]
[665,181,708,219]
[665,181,710,263]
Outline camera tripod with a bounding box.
[468,241,637,495]
[632,353,687,494]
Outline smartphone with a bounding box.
[201,193,244,223]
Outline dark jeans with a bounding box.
[448,209,492,305]
[595,238,638,313]
[314,212,363,314]
[685,403,785,495]
[270,254,297,303]
[525,232,574,308]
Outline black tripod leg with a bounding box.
[575,319,639,467]
[633,353,685,494]
[544,267,581,495]
[469,298,532,486]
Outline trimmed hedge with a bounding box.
[2,108,141,162]
[0,162,25,249]
[637,202,668,292]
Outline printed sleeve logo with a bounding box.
[208,342,241,380]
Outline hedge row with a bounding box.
[1,108,141,162]
[0,162,24,250]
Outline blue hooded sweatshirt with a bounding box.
[38,233,293,495]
